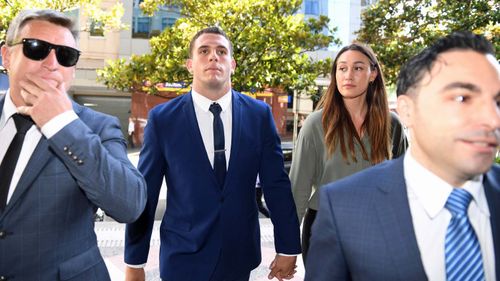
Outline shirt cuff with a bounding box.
[278,253,299,257]
[41,110,78,139]
[126,263,146,268]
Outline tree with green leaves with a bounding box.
[357,0,499,86]
[97,0,339,94]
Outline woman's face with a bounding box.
[335,50,378,100]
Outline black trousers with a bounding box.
[301,208,317,265]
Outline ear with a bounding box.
[231,58,236,74]
[369,67,378,82]
[396,95,414,128]
[186,58,193,74]
[1,45,11,71]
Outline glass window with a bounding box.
[137,17,151,33]
[305,0,319,15]
[132,16,151,38]
[162,17,177,29]
[361,0,376,6]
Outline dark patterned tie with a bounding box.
[0,114,34,211]
[209,103,226,187]
[445,188,485,281]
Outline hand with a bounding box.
[125,266,145,281]
[17,73,72,127]
[268,254,297,280]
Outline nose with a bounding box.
[42,49,59,70]
[483,99,500,130]
[209,50,219,62]
[345,68,354,80]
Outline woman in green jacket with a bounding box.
[290,42,407,264]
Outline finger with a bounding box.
[26,72,61,90]
[268,268,281,280]
[269,259,276,269]
[20,79,43,95]
[283,270,297,280]
[17,105,32,116]
[19,89,35,106]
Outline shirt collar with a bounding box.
[191,89,232,113]
[0,89,18,129]
[404,148,489,219]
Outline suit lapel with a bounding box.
[484,167,500,279]
[2,138,51,216]
[374,158,428,280]
[0,95,5,115]
[182,92,219,187]
[225,90,241,189]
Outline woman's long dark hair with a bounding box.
[316,42,391,164]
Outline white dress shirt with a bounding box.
[404,150,496,281]
[191,89,232,169]
[0,90,78,204]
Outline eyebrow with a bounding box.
[198,45,228,51]
[442,82,481,93]
[337,61,367,65]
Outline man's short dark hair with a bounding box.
[188,26,233,58]
[396,31,495,97]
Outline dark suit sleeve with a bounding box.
[258,106,301,255]
[125,109,166,265]
[305,186,350,281]
[48,112,146,223]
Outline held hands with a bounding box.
[268,254,297,280]
[125,266,146,281]
[17,73,72,127]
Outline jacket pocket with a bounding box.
[58,245,104,280]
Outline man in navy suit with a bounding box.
[0,9,147,280]
[124,27,301,281]
[306,31,500,281]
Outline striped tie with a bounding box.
[445,189,485,281]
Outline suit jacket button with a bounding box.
[68,151,73,156]
[72,155,78,160]
[0,231,6,239]
[0,275,8,280]
[77,159,84,165]
[63,146,68,151]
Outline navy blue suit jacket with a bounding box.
[305,156,500,281]
[0,95,146,280]
[125,90,301,280]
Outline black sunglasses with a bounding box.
[10,38,80,67]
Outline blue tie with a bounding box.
[209,103,226,187]
[445,189,485,281]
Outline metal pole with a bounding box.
[292,89,298,148]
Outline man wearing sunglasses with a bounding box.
[0,9,147,280]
